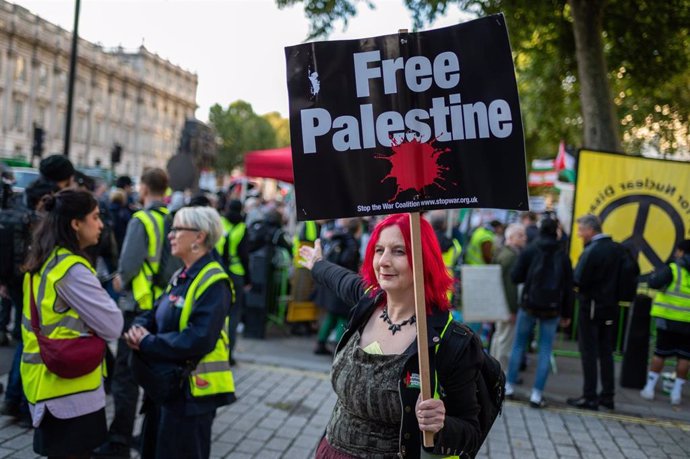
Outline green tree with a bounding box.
[276,0,690,157]
[209,101,277,172]
[263,111,291,147]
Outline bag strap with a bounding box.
[29,275,42,336]
[223,231,231,267]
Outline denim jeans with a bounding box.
[5,343,28,414]
[507,309,559,392]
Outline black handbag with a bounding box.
[129,351,195,405]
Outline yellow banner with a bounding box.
[570,150,690,274]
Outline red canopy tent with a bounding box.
[243,147,294,183]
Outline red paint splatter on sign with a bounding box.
[375,138,452,201]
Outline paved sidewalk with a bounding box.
[1,361,690,458]
[235,332,690,423]
[1,330,690,458]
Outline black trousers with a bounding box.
[577,306,615,401]
[108,311,140,445]
[141,403,215,459]
[228,273,245,356]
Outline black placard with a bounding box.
[286,14,528,221]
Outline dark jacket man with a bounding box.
[567,214,621,411]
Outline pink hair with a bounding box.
[360,213,453,314]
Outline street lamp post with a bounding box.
[63,0,81,158]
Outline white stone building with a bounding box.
[0,0,198,176]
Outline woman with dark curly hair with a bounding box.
[21,189,123,458]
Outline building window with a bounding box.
[38,64,49,88]
[15,56,26,82]
[35,105,46,127]
[55,111,64,137]
[13,99,25,131]
[56,70,67,94]
[76,116,85,142]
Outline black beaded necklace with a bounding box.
[379,307,416,335]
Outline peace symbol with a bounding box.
[599,194,684,271]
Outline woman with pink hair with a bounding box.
[300,213,484,458]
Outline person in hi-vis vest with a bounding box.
[215,199,249,365]
[21,189,123,458]
[124,206,235,459]
[96,168,170,458]
[641,239,690,406]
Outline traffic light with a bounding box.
[111,143,122,165]
[32,125,45,157]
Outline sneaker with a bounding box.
[640,387,655,400]
[529,399,547,409]
[504,382,514,398]
[671,394,681,406]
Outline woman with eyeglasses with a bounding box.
[123,206,235,459]
[21,189,124,458]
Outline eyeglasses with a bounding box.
[169,226,200,235]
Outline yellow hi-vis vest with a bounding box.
[179,261,235,397]
[293,220,318,266]
[442,239,462,302]
[464,227,493,265]
[131,207,169,310]
[442,239,463,270]
[21,247,103,404]
[217,222,247,276]
[651,262,690,323]
[220,216,232,234]
[215,217,232,259]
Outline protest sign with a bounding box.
[570,150,690,274]
[286,14,527,221]
[461,265,511,322]
[286,16,526,447]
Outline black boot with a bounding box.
[313,342,331,355]
[566,396,598,411]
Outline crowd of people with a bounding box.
[0,154,688,458]
[0,155,290,458]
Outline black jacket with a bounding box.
[511,235,574,319]
[312,260,483,458]
[314,229,361,316]
[574,235,621,310]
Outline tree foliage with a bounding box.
[208,101,278,172]
[277,0,690,157]
[263,112,292,147]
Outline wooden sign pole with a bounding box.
[409,211,434,448]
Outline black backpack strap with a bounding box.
[223,231,231,269]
